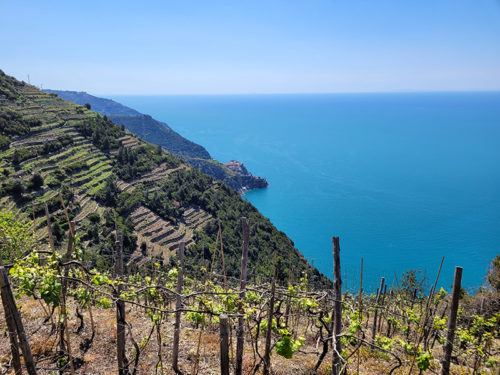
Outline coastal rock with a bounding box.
[225,160,269,193]
[225,160,249,175]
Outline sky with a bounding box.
[1,1,500,95]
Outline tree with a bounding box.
[12,149,20,168]
[0,134,9,150]
[487,255,500,292]
[103,177,118,206]
[157,144,163,156]
[31,173,44,189]
[102,137,110,151]
[52,221,64,244]
[84,103,91,110]
[10,180,24,199]
[399,269,425,298]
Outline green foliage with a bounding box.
[30,172,44,189]
[98,297,111,308]
[186,311,203,326]
[0,210,35,262]
[76,117,122,150]
[375,335,393,351]
[276,333,304,359]
[9,252,62,307]
[416,351,433,371]
[0,134,9,150]
[0,108,40,137]
[0,69,21,99]
[2,179,25,199]
[12,147,36,166]
[115,144,177,181]
[41,135,74,155]
[94,176,119,205]
[399,269,425,298]
[487,255,500,292]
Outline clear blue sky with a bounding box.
[1,0,500,94]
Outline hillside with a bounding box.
[0,69,328,287]
[44,89,268,192]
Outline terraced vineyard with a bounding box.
[0,79,209,263]
[0,69,329,287]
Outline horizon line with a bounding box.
[91,89,500,97]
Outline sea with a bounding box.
[111,92,500,291]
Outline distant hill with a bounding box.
[44,90,141,115]
[1,69,329,287]
[45,89,268,192]
[44,89,210,159]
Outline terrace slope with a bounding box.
[0,69,329,287]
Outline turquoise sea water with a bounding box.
[112,93,500,290]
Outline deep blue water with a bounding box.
[112,92,500,291]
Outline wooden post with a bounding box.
[371,277,385,344]
[357,257,363,375]
[236,218,250,375]
[219,314,230,375]
[172,242,185,374]
[0,267,38,375]
[332,236,343,375]
[44,203,55,251]
[217,217,227,290]
[263,267,277,375]
[359,258,363,317]
[115,235,129,375]
[440,266,462,375]
[377,284,387,333]
[60,221,75,375]
[285,253,293,329]
[0,255,22,375]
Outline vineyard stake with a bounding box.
[263,266,277,375]
[0,266,37,375]
[59,195,96,335]
[236,217,250,375]
[284,252,293,329]
[115,234,129,375]
[332,236,343,375]
[60,221,75,375]
[0,254,22,375]
[377,284,387,333]
[407,256,445,374]
[44,203,55,252]
[172,241,185,374]
[440,266,462,375]
[218,216,227,290]
[359,257,363,320]
[357,257,363,375]
[220,314,230,375]
[371,277,385,344]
